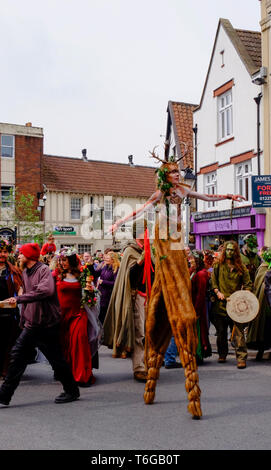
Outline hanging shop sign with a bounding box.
[252,175,271,208]
[193,206,251,221]
[53,226,76,235]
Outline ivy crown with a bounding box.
[262,249,271,267]
[156,166,173,194]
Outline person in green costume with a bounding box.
[240,234,261,283]
[211,240,252,369]
[246,248,271,360]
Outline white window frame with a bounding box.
[1,135,15,158]
[217,90,233,142]
[1,185,14,208]
[78,244,92,255]
[204,172,217,209]
[235,160,252,203]
[70,197,82,220]
[104,196,113,222]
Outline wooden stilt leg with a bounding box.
[144,278,171,405]
[144,350,165,404]
[172,321,202,419]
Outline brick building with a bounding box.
[0,122,43,202]
[0,122,44,242]
[0,121,157,252]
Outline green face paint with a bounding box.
[225,243,234,259]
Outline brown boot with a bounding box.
[218,357,226,363]
[237,360,246,369]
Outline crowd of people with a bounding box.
[0,230,271,411]
[0,236,121,406]
[155,235,271,371]
[1,150,271,420]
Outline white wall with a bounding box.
[194,23,263,213]
[44,191,149,252]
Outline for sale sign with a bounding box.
[252,175,271,207]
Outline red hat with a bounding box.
[20,243,40,261]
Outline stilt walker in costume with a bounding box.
[110,145,245,419]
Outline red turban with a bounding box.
[20,243,40,261]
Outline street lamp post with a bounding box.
[183,167,196,247]
[192,124,198,211]
[37,184,47,244]
[254,92,262,176]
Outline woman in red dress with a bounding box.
[53,248,95,387]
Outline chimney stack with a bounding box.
[128,155,134,166]
[25,122,32,127]
[82,149,87,161]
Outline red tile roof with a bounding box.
[168,101,198,169]
[43,155,157,198]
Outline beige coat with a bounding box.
[103,241,142,355]
[246,262,271,349]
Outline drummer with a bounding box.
[211,240,252,369]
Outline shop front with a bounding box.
[191,206,266,251]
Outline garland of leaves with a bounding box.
[262,249,271,269]
[155,166,173,195]
[0,239,13,252]
[80,263,99,308]
[244,234,258,252]
[155,164,175,241]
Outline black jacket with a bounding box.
[264,270,271,308]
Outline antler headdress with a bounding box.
[149,140,189,165]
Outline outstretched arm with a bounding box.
[176,185,246,203]
[109,190,162,233]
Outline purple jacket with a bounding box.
[17,262,60,329]
[94,264,118,309]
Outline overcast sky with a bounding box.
[1,0,261,166]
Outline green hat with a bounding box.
[243,234,258,253]
[262,248,271,269]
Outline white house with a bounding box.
[192,18,265,250]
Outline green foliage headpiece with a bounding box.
[262,249,271,269]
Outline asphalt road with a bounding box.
[0,328,271,451]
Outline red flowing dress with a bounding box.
[55,276,95,385]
